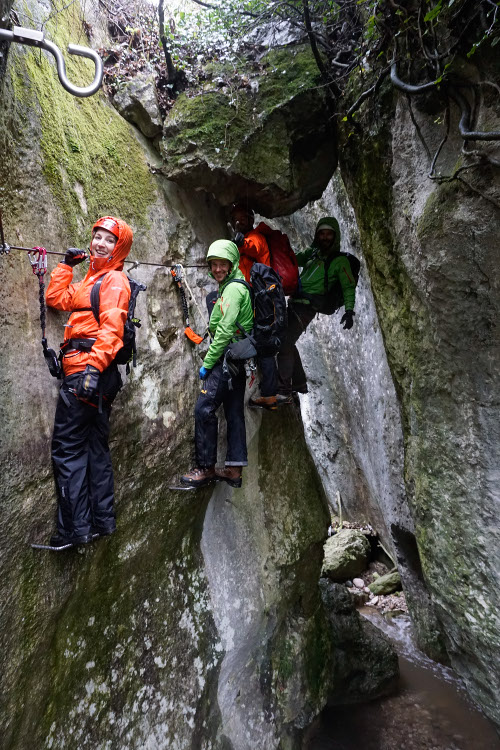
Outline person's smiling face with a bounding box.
[91,228,118,258]
[210,258,232,284]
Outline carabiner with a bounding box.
[0,25,103,97]
[28,246,48,277]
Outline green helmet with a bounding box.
[206,240,240,279]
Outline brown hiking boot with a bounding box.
[215,466,243,488]
[276,393,293,406]
[248,395,278,411]
[180,466,216,487]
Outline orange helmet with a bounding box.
[92,216,120,238]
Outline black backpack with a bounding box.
[90,273,147,370]
[227,263,287,356]
[299,251,360,315]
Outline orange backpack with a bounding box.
[255,222,299,296]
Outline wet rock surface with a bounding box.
[319,581,399,705]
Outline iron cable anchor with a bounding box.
[0,25,103,97]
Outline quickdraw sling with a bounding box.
[28,247,61,378]
[170,264,207,345]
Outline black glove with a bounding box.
[76,365,100,399]
[340,310,355,330]
[64,248,87,267]
[233,231,245,247]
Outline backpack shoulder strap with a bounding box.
[126,276,147,304]
[90,274,107,325]
[218,278,252,297]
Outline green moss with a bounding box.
[162,46,322,169]
[15,0,156,244]
[303,608,331,704]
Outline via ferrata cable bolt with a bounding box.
[28,247,62,379]
[0,208,10,255]
[170,264,205,345]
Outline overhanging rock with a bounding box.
[160,47,337,217]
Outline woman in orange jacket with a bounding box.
[45,216,133,548]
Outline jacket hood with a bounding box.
[87,216,133,276]
[206,240,240,282]
[313,216,340,254]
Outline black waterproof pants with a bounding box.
[51,367,122,538]
[257,354,278,397]
[277,302,316,395]
[195,362,248,467]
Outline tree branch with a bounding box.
[302,0,340,98]
[158,0,176,83]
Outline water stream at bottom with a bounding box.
[304,608,500,750]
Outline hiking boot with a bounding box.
[49,533,93,547]
[248,395,278,411]
[180,466,216,487]
[215,466,242,488]
[276,393,293,406]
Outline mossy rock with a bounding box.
[322,529,371,582]
[368,571,402,595]
[160,46,337,216]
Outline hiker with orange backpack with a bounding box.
[45,216,133,548]
[277,217,357,403]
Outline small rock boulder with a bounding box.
[113,73,163,138]
[322,529,371,581]
[368,571,402,595]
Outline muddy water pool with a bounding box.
[304,608,500,750]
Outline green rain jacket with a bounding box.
[294,216,356,312]
[203,240,254,370]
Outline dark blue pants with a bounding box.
[51,368,121,538]
[195,362,247,467]
[258,354,278,396]
[277,302,316,395]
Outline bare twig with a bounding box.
[407,94,432,163]
[456,176,500,211]
[345,64,391,119]
[428,104,450,178]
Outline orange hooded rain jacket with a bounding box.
[238,228,271,282]
[46,217,133,377]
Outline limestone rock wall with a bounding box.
[338,70,500,726]
[272,176,442,687]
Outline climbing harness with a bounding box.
[0,25,103,98]
[170,264,208,345]
[28,247,61,378]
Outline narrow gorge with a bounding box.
[0,0,499,748]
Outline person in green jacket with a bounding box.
[277,216,356,402]
[181,239,254,488]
